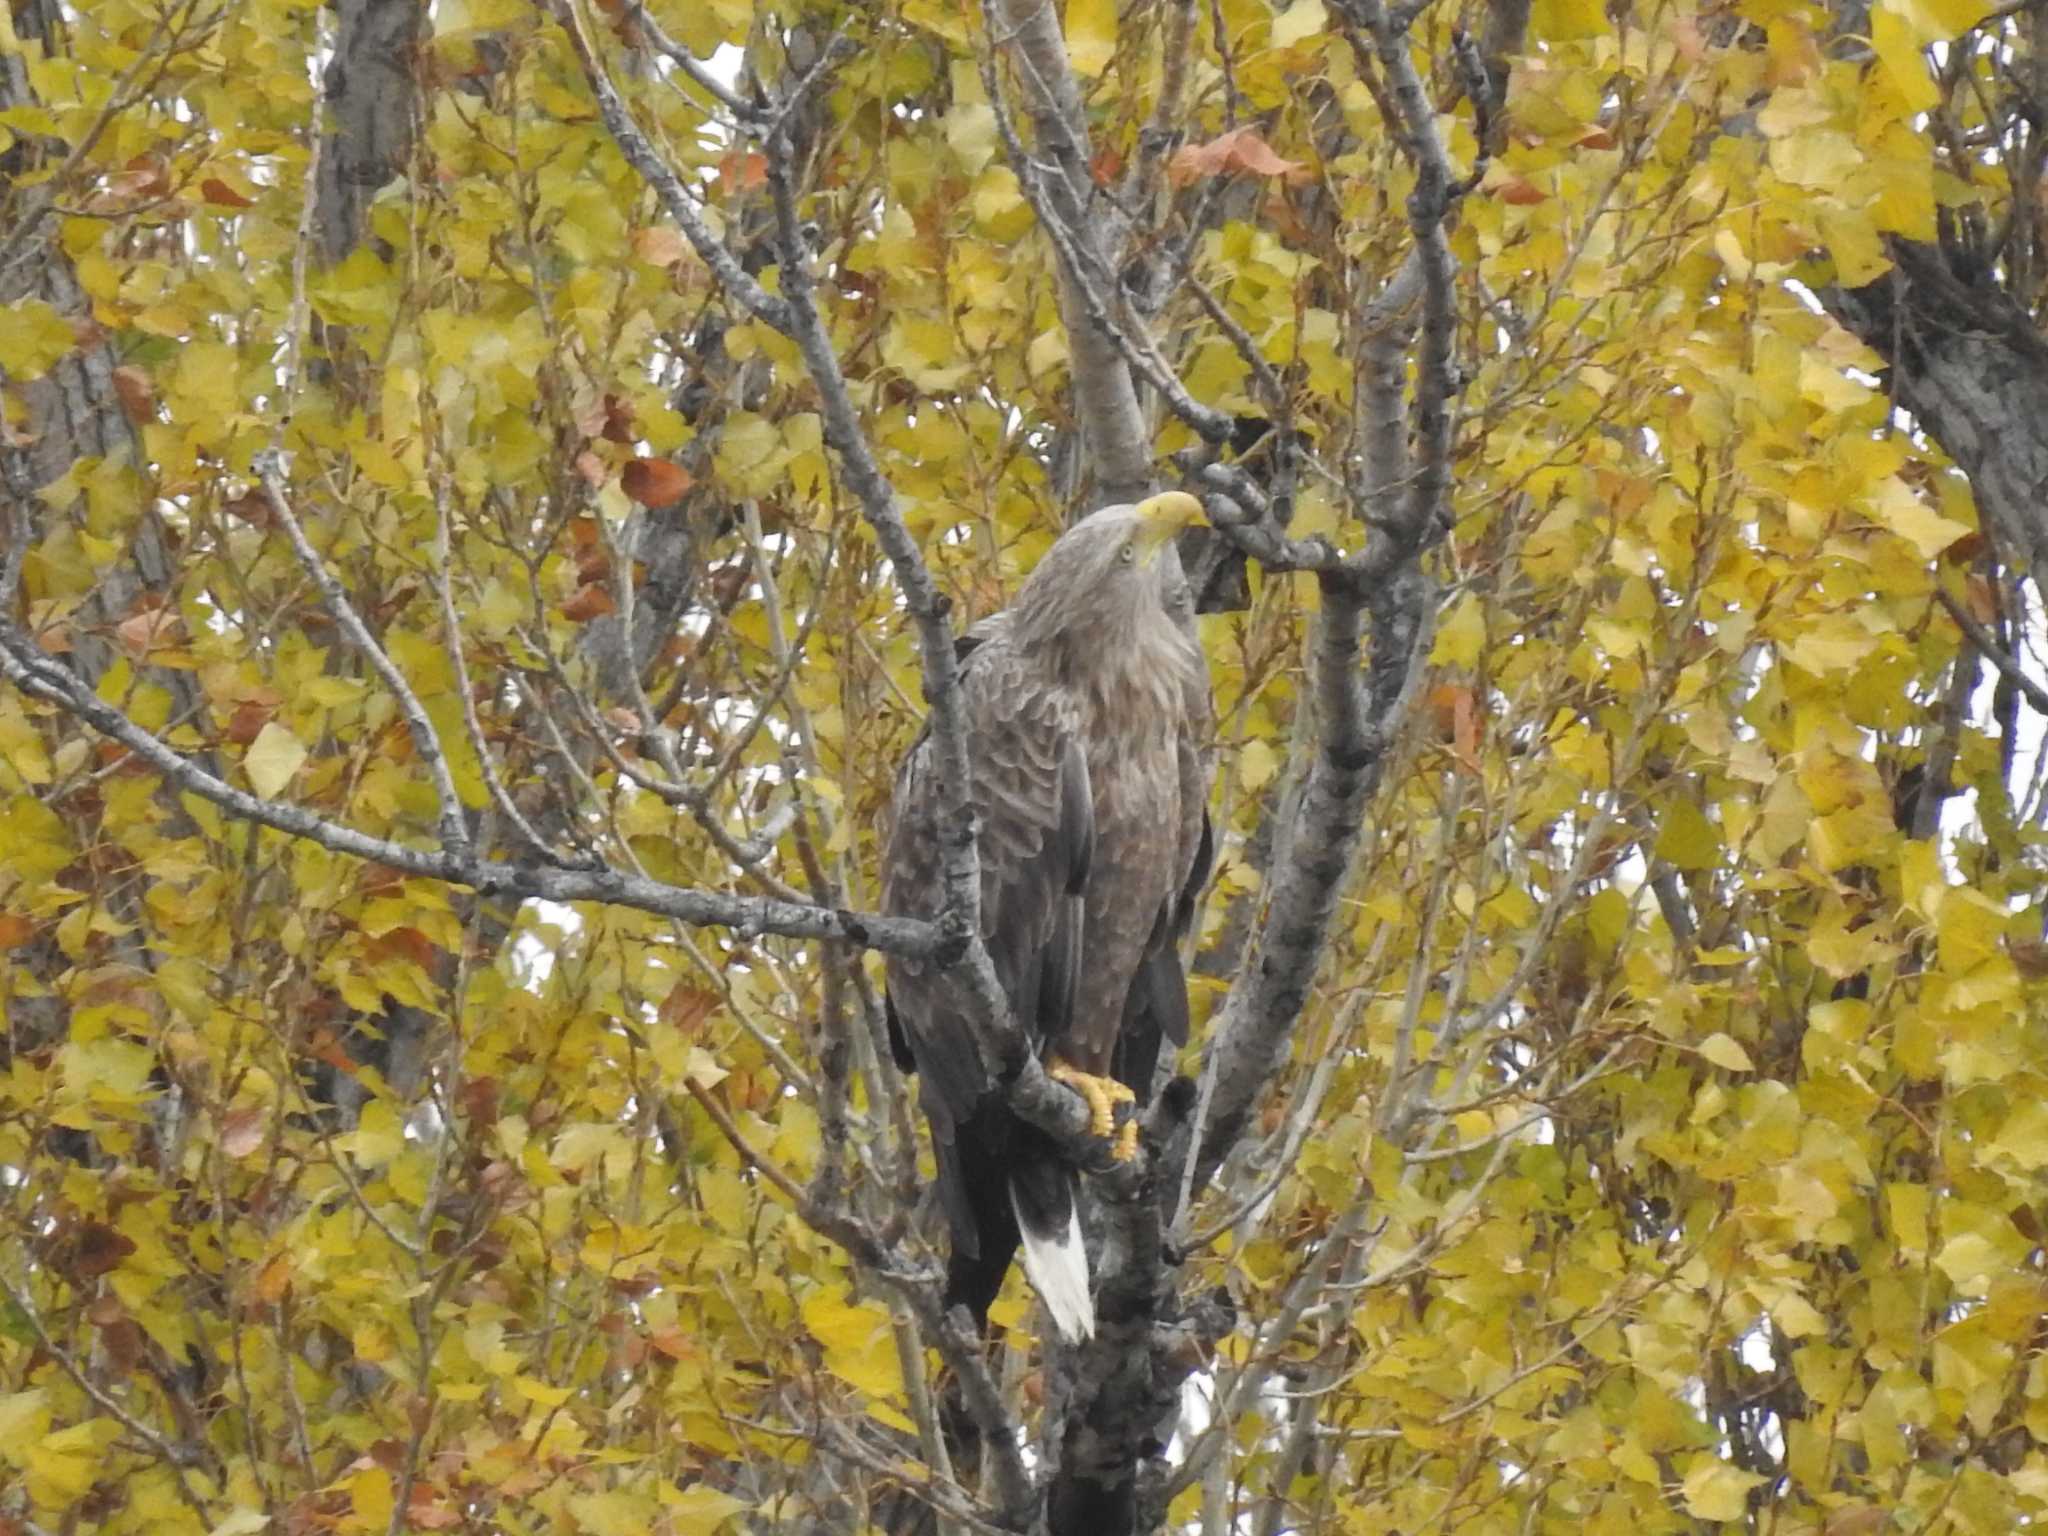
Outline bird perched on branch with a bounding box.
[882,492,1215,1343]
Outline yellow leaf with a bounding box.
[1768,130,1861,189]
[1027,327,1070,378]
[1531,0,1606,41]
[26,1420,116,1506]
[1934,1230,2002,1290]
[570,1489,661,1536]
[0,1388,50,1448]
[244,721,307,798]
[1781,616,1877,676]
[1653,799,1718,872]
[1237,738,1280,793]
[208,1511,272,1536]
[663,1484,749,1535]
[683,1046,728,1091]
[1989,1099,2048,1171]
[1271,0,1328,47]
[1680,1455,1765,1520]
[1755,88,1833,138]
[517,1375,575,1406]
[1870,8,1941,113]
[970,166,1033,241]
[1697,1033,1754,1073]
[713,411,789,498]
[1431,592,1485,668]
[1866,475,1970,559]
[0,298,78,381]
[352,1320,394,1363]
[1065,0,1116,77]
[349,1466,394,1529]
[1712,229,1751,281]
[946,100,999,174]
[800,1289,904,1398]
[171,341,239,441]
[346,1099,405,1168]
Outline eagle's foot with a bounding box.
[1047,1059,1138,1161]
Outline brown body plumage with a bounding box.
[881,493,1214,1341]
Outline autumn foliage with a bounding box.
[4,0,2048,1532]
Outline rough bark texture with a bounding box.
[313,0,428,265]
[1826,236,2048,594]
[1,4,191,1054]
[989,0,1157,510]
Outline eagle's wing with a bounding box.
[1111,721,1216,1099]
[1108,590,1216,1098]
[881,630,1092,1136]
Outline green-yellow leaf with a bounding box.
[1653,799,1718,872]
[208,1510,272,1536]
[1431,592,1485,668]
[663,1483,749,1535]
[0,298,77,381]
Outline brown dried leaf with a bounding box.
[112,365,156,423]
[561,583,617,622]
[70,1220,137,1278]
[220,1106,267,1159]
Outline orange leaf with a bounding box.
[116,602,179,659]
[622,457,692,508]
[648,1326,699,1361]
[223,489,273,527]
[1168,127,1307,187]
[632,226,691,267]
[1492,175,1546,205]
[1943,531,1986,566]
[112,365,155,423]
[600,393,638,444]
[1963,573,1997,624]
[201,177,255,208]
[225,697,275,745]
[719,148,768,192]
[406,1489,463,1531]
[0,913,35,948]
[561,583,617,622]
[661,985,722,1034]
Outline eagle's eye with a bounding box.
[1118,541,1135,565]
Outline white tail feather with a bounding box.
[1011,1188,1094,1342]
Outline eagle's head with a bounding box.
[1009,492,1208,651]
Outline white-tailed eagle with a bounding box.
[882,492,1215,1341]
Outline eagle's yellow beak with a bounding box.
[1131,491,1207,562]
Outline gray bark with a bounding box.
[314,0,428,265]
[1825,236,2048,596]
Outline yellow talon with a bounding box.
[1047,1059,1138,1159]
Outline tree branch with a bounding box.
[0,621,941,955]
